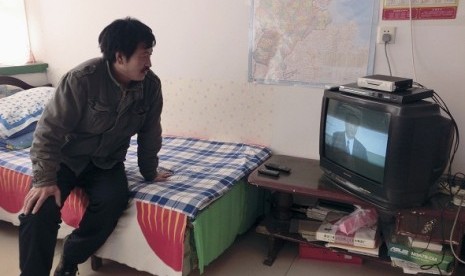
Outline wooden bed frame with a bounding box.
[0,75,51,89]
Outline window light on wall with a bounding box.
[0,0,33,65]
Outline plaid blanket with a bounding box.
[0,136,271,218]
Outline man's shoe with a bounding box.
[53,259,77,276]
[54,236,78,276]
[53,257,78,276]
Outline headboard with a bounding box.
[0,76,52,89]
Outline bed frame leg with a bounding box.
[91,255,103,271]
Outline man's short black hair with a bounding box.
[98,17,156,63]
[345,112,361,126]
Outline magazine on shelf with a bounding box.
[325,242,380,257]
[408,237,443,252]
[315,222,379,249]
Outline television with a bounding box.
[319,89,454,210]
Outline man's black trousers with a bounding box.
[18,162,129,276]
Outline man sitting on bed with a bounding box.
[18,17,171,276]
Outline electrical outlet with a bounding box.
[377,26,396,44]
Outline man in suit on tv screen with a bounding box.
[331,112,367,168]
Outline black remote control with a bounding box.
[258,168,280,177]
[265,163,291,173]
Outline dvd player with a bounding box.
[357,75,412,92]
[338,83,433,104]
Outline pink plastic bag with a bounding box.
[335,207,378,235]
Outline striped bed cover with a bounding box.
[0,135,271,275]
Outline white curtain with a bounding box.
[0,0,32,65]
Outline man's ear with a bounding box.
[115,51,125,64]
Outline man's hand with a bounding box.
[154,171,172,182]
[22,185,61,215]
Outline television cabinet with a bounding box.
[248,155,465,274]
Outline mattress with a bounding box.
[0,135,271,275]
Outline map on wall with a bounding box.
[249,0,379,87]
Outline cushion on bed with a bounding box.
[0,87,55,139]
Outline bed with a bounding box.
[0,76,272,275]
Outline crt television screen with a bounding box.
[324,99,390,183]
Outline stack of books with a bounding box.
[325,242,380,258]
[291,200,381,258]
[315,221,381,257]
[386,230,454,275]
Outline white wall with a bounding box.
[25,0,465,174]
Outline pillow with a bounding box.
[9,121,37,139]
[0,130,34,150]
[0,85,22,99]
[0,86,55,139]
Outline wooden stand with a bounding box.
[248,155,465,274]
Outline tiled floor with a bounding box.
[0,220,431,276]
